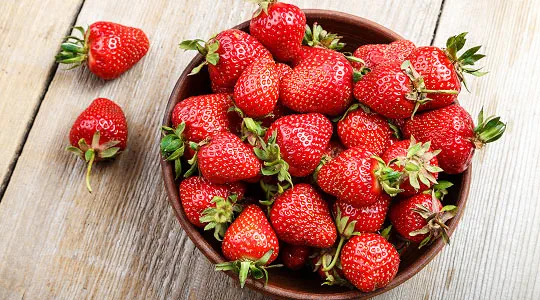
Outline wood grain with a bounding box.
[0,0,84,194]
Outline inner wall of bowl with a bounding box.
[169,12,465,299]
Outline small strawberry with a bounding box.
[180,29,273,92]
[281,244,311,270]
[234,59,279,117]
[67,98,127,192]
[269,184,337,248]
[340,233,400,292]
[381,137,443,197]
[333,197,390,233]
[249,1,306,63]
[388,182,457,247]
[336,104,394,155]
[56,22,149,80]
[351,39,415,71]
[179,176,245,240]
[216,205,280,288]
[402,104,506,174]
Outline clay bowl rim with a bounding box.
[160,8,471,300]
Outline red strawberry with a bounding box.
[340,233,400,292]
[180,29,273,92]
[217,205,280,288]
[179,177,245,240]
[389,187,457,247]
[317,147,401,208]
[193,132,261,184]
[269,184,337,248]
[264,113,332,177]
[249,1,306,63]
[275,63,293,79]
[337,104,394,155]
[234,60,279,117]
[333,197,390,233]
[56,22,149,80]
[67,98,127,192]
[292,23,345,66]
[402,104,505,174]
[281,244,311,270]
[351,39,415,71]
[381,137,442,197]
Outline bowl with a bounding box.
[161,9,471,300]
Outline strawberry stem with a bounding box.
[322,236,345,272]
[84,149,95,193]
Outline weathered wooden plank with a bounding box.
[0,0,443,299]
[0,0,84,195]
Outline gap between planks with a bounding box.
[430,0,447,45]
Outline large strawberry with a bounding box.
[180,29,273,92]
[67,98,127,192]
[179,176,245,240]
[249,0,306,63]
[333,197,390,233]
[388,183,457,247]
[269,184,337,248]
[340,233,400,292]
[281,244,311,270]
[234,59,279,117]
[56,22,149,80]
[381,137,443,197]
[351,39,415,71]
[402,104,505,174]
[216,205,280,288]
[337,104,394,155]
[317,147,401,208]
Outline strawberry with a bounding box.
[351,39,415,71]
[180,29,273,92]
[340,233,400,292]
[388,183,457,247]
[56,22,149,80]
[381,137,443,197]
[337,104,394,155]
[249,1,306,63]
[275,63,293,79]
[179,176,245,240]
[317,147,401,208]
[269,184,337,248]
[280,24,353,116]
[294,23,345,66]
[333,197,390,233]
[281,244,311,270]
[264,113,332,177]
[234,59,279,117]
[216,205,280,288]
[67,98,127,192]
[402,104,505,174]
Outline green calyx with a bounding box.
[445,32,488,91]
[401,60,459,118]
[321,208,360,272]
[343,53,371,81]
[179,37,220,75]
[248,0,277,17]
[332,103,372,123]
[200,194,242,241]
[312,249,352,288]
[387,120,402,140]
[160,123,187,180]
[183,139,209,178]
[472,107,506,149]
[372,156,403,196]
[229,106,268,146]
[253,131,293,192]
[215,249,282,288]
[303,23,345,51]
[424,180,454,200]
[259,179,291,207]
[66,131,121,193]
[380,225,392,240]
[410,191,458,248]
[55,26,90,68]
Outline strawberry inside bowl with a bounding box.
[161,9,471,300]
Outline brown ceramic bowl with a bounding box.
[161,9,471,300]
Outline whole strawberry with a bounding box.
[180,29,273,92]
[217,205,280,288]
[179,176,245,240]
[402,104,505,174]
[270,184,337,248]
[337,104,394,155]
[249,0,306,63]
[340,233,400,292]
[351,39,415,71]
[234,59,279,117]
[333,197,390,233]
[281,244,311,270]
[56,22,149,80]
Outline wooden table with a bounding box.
[0,0,538,299]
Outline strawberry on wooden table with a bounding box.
[216,205,281,288]
[281,244,311,270]
[56,22,149,80]
[67,98,127,192]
